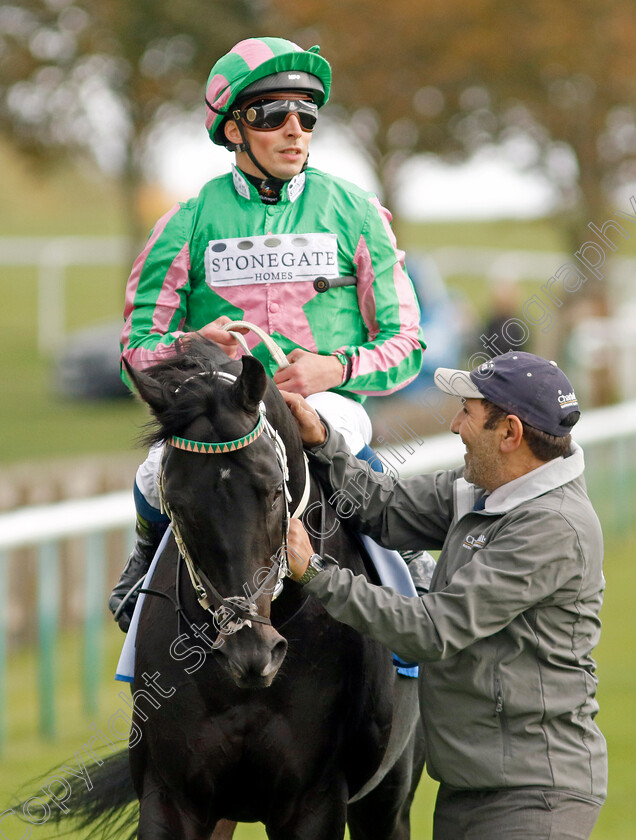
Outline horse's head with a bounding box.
[127,338,304,689]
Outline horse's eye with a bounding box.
[271,484,284,508]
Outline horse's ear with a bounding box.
[123,359,168,413]
[231,356,267,412]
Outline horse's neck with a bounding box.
[304,475,328,554]
[300,474,364,574]
[262,390,367,572]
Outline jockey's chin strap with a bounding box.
[159,328,311,636]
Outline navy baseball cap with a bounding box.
[434,351,580,437]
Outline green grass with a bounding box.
[0,141,126,237]
[398,215,570,254]
[0,259,147,465]
[0,141,151,465]
[0,526,634,839]
[589,530,636,838]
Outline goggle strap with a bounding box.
[206,96,229,117]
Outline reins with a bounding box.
[221,320,291,370]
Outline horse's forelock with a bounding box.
[138,340,237,446]
[137,337,302,458]
[159,367,270,446]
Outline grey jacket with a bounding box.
[305,427,607,797]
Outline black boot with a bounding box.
[109,514,168,632]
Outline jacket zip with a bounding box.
[494,672,512,758]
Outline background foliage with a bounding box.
[273,0,636,248]
[0,0,259,238]
[3,0,636,252]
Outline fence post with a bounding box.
[84,533,106,715]
[37,241,67,354]
[37,541,60,739]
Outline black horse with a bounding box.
[39,338,424,839]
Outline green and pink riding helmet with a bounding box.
[205,37,332,180]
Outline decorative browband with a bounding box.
[168,413,265,455]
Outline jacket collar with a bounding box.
[231,165,306,203]
[454,442,585,518]
[485,441,585,513]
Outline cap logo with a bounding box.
[287,73,301,80]
[558,391,578,408]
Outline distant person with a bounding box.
[479,278,529,356]
[109,36,424,630]
[283,351,606,840]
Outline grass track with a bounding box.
[1,527,634,839]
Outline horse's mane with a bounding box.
[132,336,242,447]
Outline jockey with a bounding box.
[110,36,427,631]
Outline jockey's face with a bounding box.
[225,93,313,181]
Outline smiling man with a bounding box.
[110,37,424,631]
[284,351,607,840]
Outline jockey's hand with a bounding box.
[273,349,343,396]
[280,391,327,447]
[196,316,248,359]
[286,519,314,581]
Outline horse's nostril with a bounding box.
[261,638,288,677]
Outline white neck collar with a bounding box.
[231,165,306,203]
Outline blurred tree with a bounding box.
[270,0,636,253]
[4,0,636,262]
[0,0,262,241]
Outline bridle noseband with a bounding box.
[158,369,310,636]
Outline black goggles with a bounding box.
[233,99,319,132]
